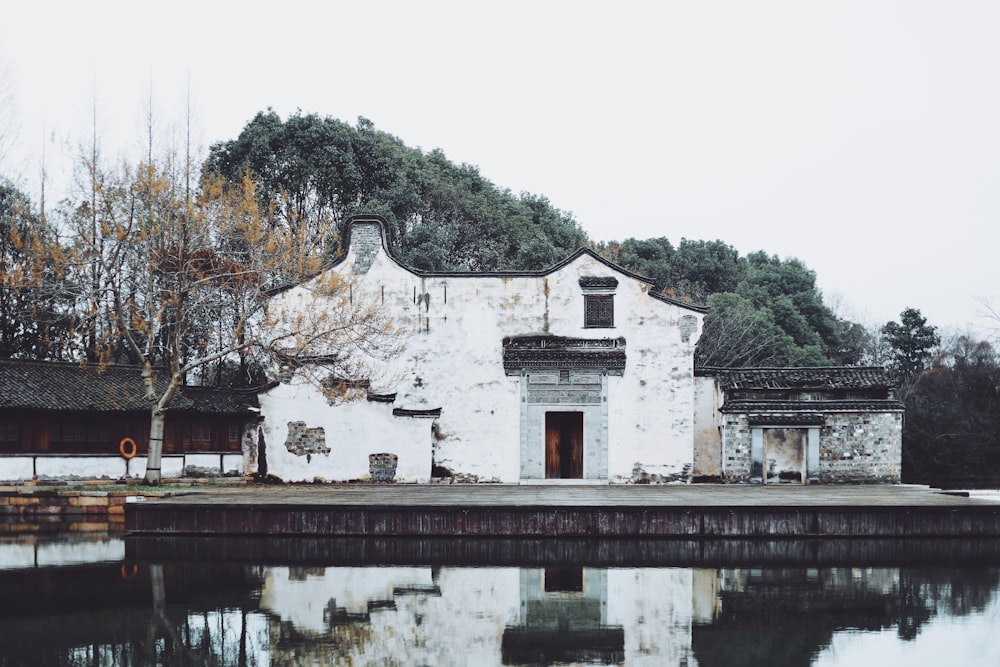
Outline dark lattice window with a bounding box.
[584,295,614,328]
[0,422,19,452]
[0,422,19,443]
[48,421,111,452]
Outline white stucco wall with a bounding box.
[34,456,129,480]
[0,454,234,482]
[183,453,244,476]
[259,380,433,482]
[262,219,704,483]
[0,458,35,481]
[692,375,724,478]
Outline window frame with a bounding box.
[583,294,615,328]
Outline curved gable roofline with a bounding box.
[274,214,708,313]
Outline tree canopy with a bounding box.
[0,180,72,360]
[204,111,589,273]
[903,335,1000,484]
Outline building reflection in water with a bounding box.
[0,535,999,665]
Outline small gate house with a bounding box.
[693,367,904,483]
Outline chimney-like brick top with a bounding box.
[350,221,384,273]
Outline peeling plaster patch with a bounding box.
[183,465,220,478]
[285,421,330,458]
[431,464,480,483]
[679,315,698,343]
[431,421,450,441]
[631,463,691,484]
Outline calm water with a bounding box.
[1,534,999,666]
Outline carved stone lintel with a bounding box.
[502,335,626,375]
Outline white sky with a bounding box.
[1,0,998,335]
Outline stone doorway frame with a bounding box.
[750,424,820,484]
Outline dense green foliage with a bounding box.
[882,307,941,385]
[596,238,858,366]
[204,112,588,272]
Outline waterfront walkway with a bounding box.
[129,482,995,507]
[124,483,1000,538]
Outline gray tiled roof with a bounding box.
[699,366,894,390]
[721,399,905,413]
[0,360,259,415]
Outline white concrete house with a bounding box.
[258,215,706,484]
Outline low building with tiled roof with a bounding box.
[694,367,904,484]
[0,360,260,481]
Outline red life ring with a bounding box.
[119,437,137,459]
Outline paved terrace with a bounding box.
[130,482,994,507]
[124,483,1000,538]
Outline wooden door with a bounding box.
[545,412,583,479]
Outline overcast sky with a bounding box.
[1,1,997,335]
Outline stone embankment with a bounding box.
[0,479,249,533]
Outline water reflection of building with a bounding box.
[256,565,701,665]
[4,537,998,666]
[691,567,905,667]
[502,568,624,664]
[258,566,522,665]
[0,550,266,665]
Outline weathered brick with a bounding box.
[8,523,40,533]
[26,504,65,516]
[70,495,109,507]
[70,521,110,532]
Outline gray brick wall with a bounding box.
[815,412,902,483]
[721,412,901,484]
[350,222,383,273]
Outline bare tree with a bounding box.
[0,64,16,170]
[977,297,1000,341]
[66,149,400,484]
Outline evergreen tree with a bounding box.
[882,308,940,386]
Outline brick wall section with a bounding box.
[350,222,383,273]
[816,412,902,483]
[721,412,902,483]
[722,414,753,481]
[0,489,168,531]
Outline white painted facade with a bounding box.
[259,216,705,484]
